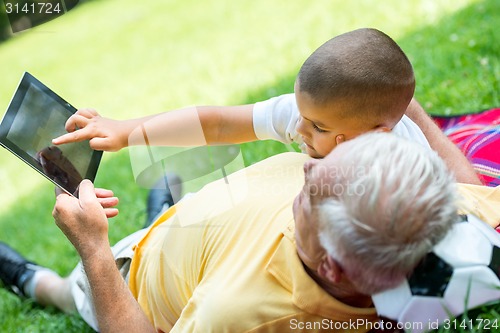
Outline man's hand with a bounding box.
[53,180,155,333]
[52,179,119,259]
[52,109,133,152]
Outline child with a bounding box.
[53,28,480,184]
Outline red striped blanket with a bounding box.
[433,108,500,187]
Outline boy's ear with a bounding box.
[335,134,345,145]
[318,255,343,284]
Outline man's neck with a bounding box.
[303,264,372,308]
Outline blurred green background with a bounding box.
[0,0,499,331]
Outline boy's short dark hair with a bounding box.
[297,28,415,122]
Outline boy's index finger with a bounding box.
[53,119,93,144]
[65,114,90,132]
[52,131,82,145]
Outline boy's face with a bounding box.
[295,87,374,158]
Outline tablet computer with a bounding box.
[0,72,102,197]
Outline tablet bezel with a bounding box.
[0,72,102,196]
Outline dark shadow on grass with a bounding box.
[0,0,499,330]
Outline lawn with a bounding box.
[0,0,499,331]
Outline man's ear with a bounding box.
[318,256,343,284]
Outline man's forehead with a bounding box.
[306,153,342,178]
[305,156,369,193]
[304,161,334,198]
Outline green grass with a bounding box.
[0,0,499,331]
[400,0,500,116]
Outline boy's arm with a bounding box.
[169,104,257,144]
[405,98,482,185]
[53,105,256,151]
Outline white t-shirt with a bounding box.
[253,93,431,151]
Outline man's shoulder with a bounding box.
[457,183,500,228]
[244,152,310,177]
[255,152,309,166]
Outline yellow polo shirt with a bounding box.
[129,152,378,333]
[457,183,500,228]
[128,152,500,332]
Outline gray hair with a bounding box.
[316,132,458,295]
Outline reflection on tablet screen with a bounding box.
[36,145,83,195]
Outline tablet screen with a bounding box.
[0,72,102,196]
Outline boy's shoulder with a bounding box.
[393,115,431,149]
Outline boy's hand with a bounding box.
[52,109,131,152]
[52,180,119,258]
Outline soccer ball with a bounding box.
[372,214,500,333]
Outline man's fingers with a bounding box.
[95,188,114,198]
[52,191,75,220]
[104,208,119,218]
[94,187,119,209]
[78,179,99,206]
[98,196,119,209]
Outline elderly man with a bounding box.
[0,132,458,332]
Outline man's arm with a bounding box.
[405,98,482,185]
[52,180,156,333]
[80,246,155,333]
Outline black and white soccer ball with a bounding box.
[372,214,500,333]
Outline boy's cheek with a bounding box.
[315,138,339,157]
